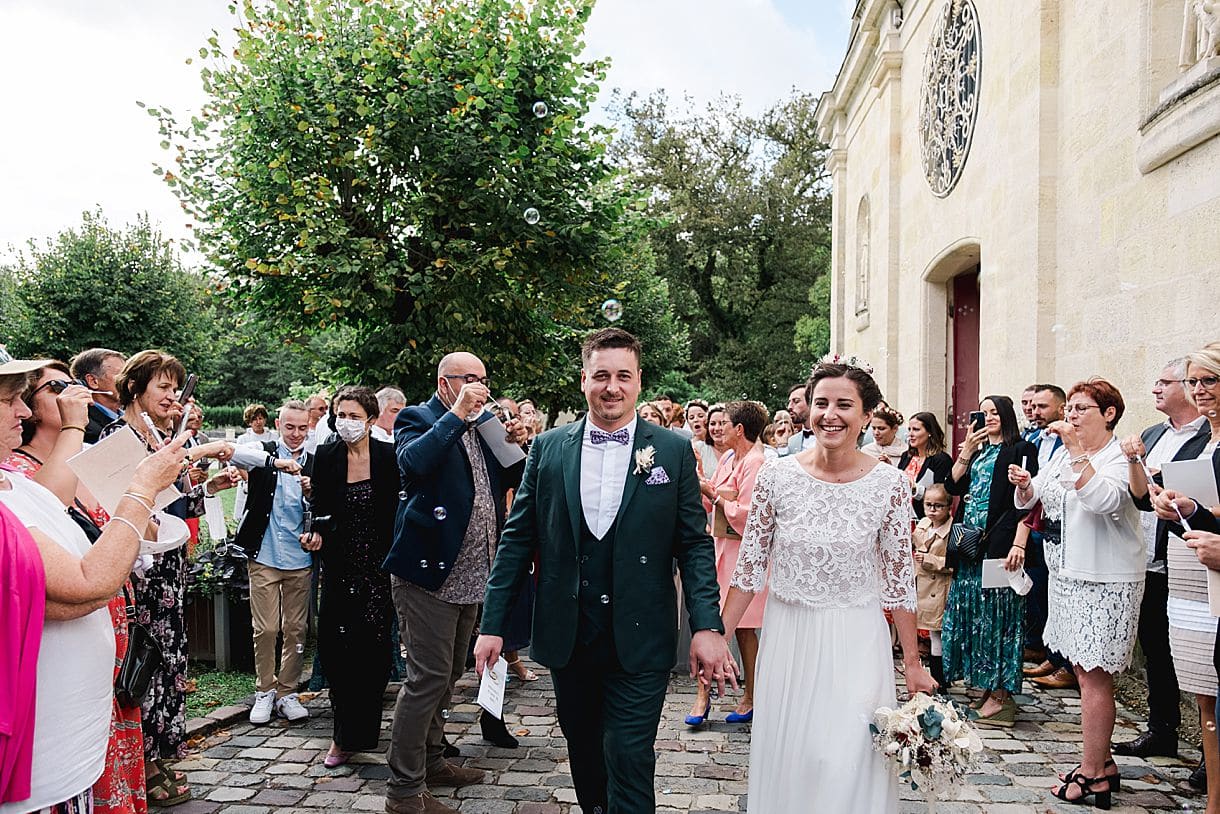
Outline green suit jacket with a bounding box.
[481,418,724,673]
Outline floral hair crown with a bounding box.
[812,353,875,376]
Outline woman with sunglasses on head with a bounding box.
[3,362,149,814]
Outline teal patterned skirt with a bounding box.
[941,559,1025,693]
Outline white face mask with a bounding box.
[335,417,369,444]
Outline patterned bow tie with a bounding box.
[590,428,630,445]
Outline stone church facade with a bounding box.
[813,0,1220,442]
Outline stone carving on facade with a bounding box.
[1181,0,1220,70]
[918,0,982,198]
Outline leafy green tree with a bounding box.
[613,91,833,407]
[5,210,215,373]
[156,0,634,407]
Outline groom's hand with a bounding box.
[473,634,503,677]
[689,630,739,698]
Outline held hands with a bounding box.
[1152,489,1197,522]
[188,441,235,463]
[689,630,739,698]
[55,382,94,427]
[473,634,504,677]
[206,466,240,495]
[1004,545,1026,572]
[449,382,489,421]
[299,532,322,552]
[274,457,303,475]
[300,475,312,499]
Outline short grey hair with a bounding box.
[69,347,124,381]
[1164,357,1187,380]
[376,386,406,411]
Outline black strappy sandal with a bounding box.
[1053,772,1112,809]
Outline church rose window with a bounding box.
[918,0,982,197]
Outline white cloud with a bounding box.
[0,0,846,260]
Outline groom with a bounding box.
[475,328,735,814]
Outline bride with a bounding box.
[721,360,937,813]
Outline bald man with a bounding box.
[383,352,529,814]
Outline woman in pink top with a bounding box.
[687,400,770,726]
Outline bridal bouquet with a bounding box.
[870,693,983,804]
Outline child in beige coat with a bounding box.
[913,483,954,686]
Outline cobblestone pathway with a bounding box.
[167,661,1207,813]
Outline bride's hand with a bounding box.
[904,662,938,697]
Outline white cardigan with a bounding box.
[1017,437,1145,583]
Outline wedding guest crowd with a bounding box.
[4,330,1220,814]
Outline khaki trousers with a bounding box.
[248,560,312,695]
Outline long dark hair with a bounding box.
[982,395,1021,447]
[907,411,946,456]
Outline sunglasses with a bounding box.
[31,378,81,396]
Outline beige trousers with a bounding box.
[248,560,312,695]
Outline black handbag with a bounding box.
[947,523,987,566]
[114,588,164,709]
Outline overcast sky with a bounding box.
[0,0,850,260]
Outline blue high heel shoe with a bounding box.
[725,708,753,724]
[684,699,712,727]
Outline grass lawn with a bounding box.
[186,663,255,719]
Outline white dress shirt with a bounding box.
[580,416,637,540]
[372,424,393,443]
[1141,415,1208,572]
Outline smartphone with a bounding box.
[177,373,198,436]
[968,411,985,432]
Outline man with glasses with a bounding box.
[69,348,126,443]
[383,352,528,814]
[1112,360,1209,767]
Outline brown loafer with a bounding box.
[425,762,485,788]
[1032,667,1078,689]
[1022,659,1055,678]
[385,792,459,813]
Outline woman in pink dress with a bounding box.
[687,400,770,726]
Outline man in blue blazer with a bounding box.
[383,352,528,814]
[475,328,736,814]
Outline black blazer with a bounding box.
[233,441,315,558]
[896,450,954,518]
[309,439,399,560]
[1132,421,1213,563]
[946,440,1039,559]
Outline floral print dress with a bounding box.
[940,443,1025,693]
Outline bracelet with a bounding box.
[1012,545,1026,551]
[60,425,87,433]
[106,516,144,537]
[121,492,155,513]
[1127,455,1142,464]
[956,458,970,466]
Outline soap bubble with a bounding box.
[442,708,450,720]
[1051,323,1065,333]
[600,298,623,322]
[523,207,541,225]
[433,506,447,521]
[532,100,549,118]
[419,559,428,568]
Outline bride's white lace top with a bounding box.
[731,456,917,611]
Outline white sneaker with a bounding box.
[250,689,277,724]
[275,693,309,722]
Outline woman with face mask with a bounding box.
[300,385,398,767]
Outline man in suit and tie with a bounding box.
[383,352,528,814]
[1113,360,1209,761]
[69,347,126,444]
[475,328,735,814]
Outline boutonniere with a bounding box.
[633,445,656,476]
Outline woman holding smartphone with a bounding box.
[940,396,1038,727]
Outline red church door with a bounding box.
[949,268,980,453]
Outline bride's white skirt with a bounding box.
[746,598,898,813]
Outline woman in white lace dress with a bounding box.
[721,362,935,813]
[1011,378,1144,808]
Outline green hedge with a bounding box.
[203,404,246,430]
